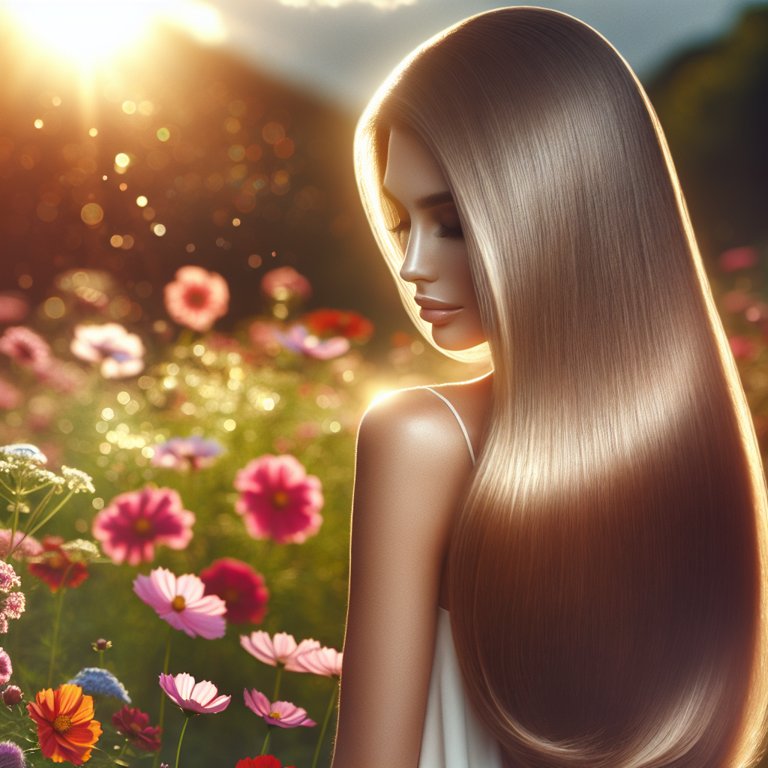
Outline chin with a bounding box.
[431,326,486,352]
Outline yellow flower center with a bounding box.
[269,711,282,720]
[171,596,186,612]
[272,491,289,509]
[134,518,152,534]
[53,714,72,733]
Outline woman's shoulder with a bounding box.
[357,376,491,469]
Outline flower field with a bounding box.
[0,264,447,767]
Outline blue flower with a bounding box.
[0,740,27,768]
[68,667,131,703]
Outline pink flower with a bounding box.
[261,267,311,303]
[276,325,350,360]
[248,321,282,357]
[0,584,25,634]
[164,266,229,332]
[0,563,20,593]
[133,568,226,639]
[0,326,50,371]
[291,645,343,677]
[0,647,12,685]
[0,293,29,324]
[234,455,323,544]
[0,530,42,560]
[159,673,230,714]
[719,246,758,272]
[243,689,315,728]
[200,558,269,624]
[71,323,145,378]
[151,437,223,471]
[729,335,759,361]
[93,488,195,565]
[240,631,320,671]
[0,378,21,410]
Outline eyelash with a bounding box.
[386,221,463,239]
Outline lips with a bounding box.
[415,296,462,326]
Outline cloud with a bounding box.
[277,0,415,8]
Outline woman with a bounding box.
[332,7,768,767]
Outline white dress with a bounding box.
[417,388,503,768]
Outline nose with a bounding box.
[398,228,435,284]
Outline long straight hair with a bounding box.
[354,7,768,767]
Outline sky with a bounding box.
[215,0,759,113]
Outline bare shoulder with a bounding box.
[356,386,474,473]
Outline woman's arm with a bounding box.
[331,388,475,768]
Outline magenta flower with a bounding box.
[240,631,320,671]
[93,487,195,565]
[159,673,231,714]
[71,323,145,378]
[133,568,226,639]
[200,558,269,624]
[243,689,315,728]
[261,267,311,303]
[276,325,350,360]
[164,266,229,332]
[234,454,323,544]
[151,436,223,471]
[0,326,50,371]
[0,647,12,685]
[291,645,343,677]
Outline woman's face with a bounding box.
[382,126,486,351]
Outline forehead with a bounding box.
[382,126,450,203]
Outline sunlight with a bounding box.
[4,0,226,69]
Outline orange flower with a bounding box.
[27,684,102,765]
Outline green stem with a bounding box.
[260,726,272,756]
[174,715,192,768]
[47,588,66,687]
[20,485,55,533]
[6,491,20,562]
[26,490,74,539]
[272,665,284,701]
[153,627,173,768]
[311,684,339,768]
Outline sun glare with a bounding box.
[4,0,226,69]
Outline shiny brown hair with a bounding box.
[354,6,768,766]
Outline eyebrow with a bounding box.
[381,186,455,210]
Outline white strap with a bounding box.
[423,387,476,466]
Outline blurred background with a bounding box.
[0,1,767,766]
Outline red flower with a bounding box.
[111,706,162,752]
[27,536,89,592]
[200,558,269,624]
[302,308,373,342]
[236,757,295,768]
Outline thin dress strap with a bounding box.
[423,386,476,466]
